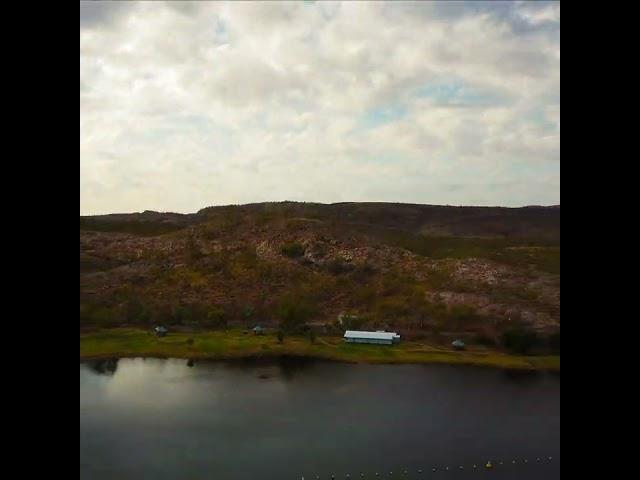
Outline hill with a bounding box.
[80,202,559,349]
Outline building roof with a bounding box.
[344,330,400,341]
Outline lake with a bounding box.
[80,357,559,479]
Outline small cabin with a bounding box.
[343,330,400,345]
[252,326,265,336]
[452,339,465,350]
[154,326,168,337]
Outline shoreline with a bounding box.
[80,328,559,371]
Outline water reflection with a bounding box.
[276,355,318,380]
[216,355,322,381]
[502,368,542,382]
[86,358,119,376]
[80,358,560,480]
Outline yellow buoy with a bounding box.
[486,461,493,469]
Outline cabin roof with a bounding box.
[344,330,399,340]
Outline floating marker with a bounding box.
[459,466,464,470]
[548,456,552,460]
[432,468,436,472]
[536,458,541,462]
[473,465,477,469]
[512,460,516,464]
[418,468,422,474]
[485,461,493,469]
[524,459,528,463]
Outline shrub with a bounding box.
[186,234,203,262]
[548,332,560,354]
[326,259,354,275]
[474,334,496,347]
[277,330,285,343]
[81,303,118,326]
[308,330,317,344]
[502,328,539,354]
[243,305,254,319]
[207,305,227,328]
[337,313,365,330]
[447,304,481,331]
[281,242,305,258]
[125,297,150,324]
[275,294,316,333]
[186,338,194,346]
[351,263,376,281]
[352,282,377,305]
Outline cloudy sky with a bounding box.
[80,1,559,215]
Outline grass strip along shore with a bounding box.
[80,328,559,371]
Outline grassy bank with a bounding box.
[80,329,560,371]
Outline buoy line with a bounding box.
[303,454,557,478]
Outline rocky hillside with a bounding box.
[80,202,559,343]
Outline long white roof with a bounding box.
[344,330,399,340]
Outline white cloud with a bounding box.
[80,0,560,214]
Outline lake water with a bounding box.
[80,358,559,480]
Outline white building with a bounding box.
[343,330,400,345]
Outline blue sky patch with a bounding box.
[360,104,408,129]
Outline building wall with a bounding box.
[344,338,393,345]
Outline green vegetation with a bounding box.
[79,218,185,236]
[474,334,496,347]
[501,328,540,354]
[385,233,560,274]
[281,242,305,258]
[338,313,364,330]
[275,293,316,333]
[80,328,559,371]
[81,203,559,342]
[548,332,560,354]
[326,259,354,274]
[125,298,150,324]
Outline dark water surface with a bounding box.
[80,358,559,479]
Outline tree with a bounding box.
[275,294,315,333]
[277,330,285,343]
[186,233,203,262]
[308,330,317,344]
[338,313,364,330]
[502,328,539,354]
[548,332,560,354]
[207,305,227,328]
[125,297,149,324]
[243,305,255,322]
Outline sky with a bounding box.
[80,1,560,215]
